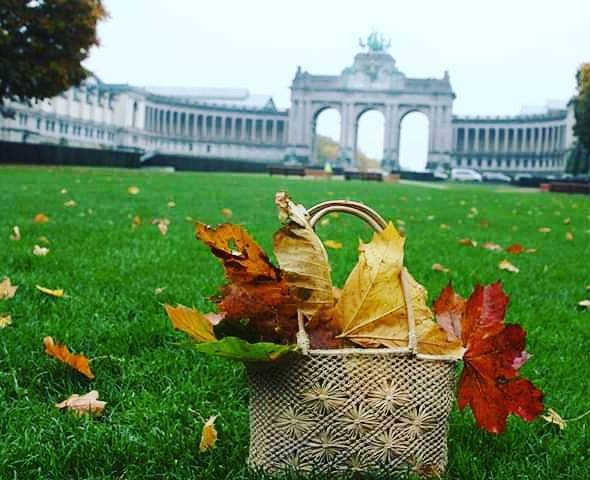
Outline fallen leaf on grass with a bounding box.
[563,217,571,225]
[43,336,94,379]
[538,227,551,233]
[0,314,12,328]
[440,224,451,230]
[498,259,519,273]
[60,188,68,195]
[36,285,65,297]
[152,218,170,236]
[127,186,140,195]
[482,242,502,251]
[165,304,216,343]
[38,235,50,244]
[319,217,330,226]
[10,226,20,241]
[199,416,218,452]
[578,300,590,310]
[458,238,477,247]
[154,287,166,295]
[132,215,141,228]
[541,408,567,430]
[64,200,76,207]
[167,201,176,208]
[324,239,343,250]
[221,208,233,218]
[34,213,49,224]
[565,232,574,241]
[506,244,524,254]
[0,277,18,299]
[586,285,590,292]
[55,390,106,415]
[432,263,450,273]
[33,245,50,256]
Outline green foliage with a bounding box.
[565,141,590,175]
[314,134,340,164]
[573,63,590,153]
[194,337,298,362]
[0,0,108,106]
[0,166,589,478]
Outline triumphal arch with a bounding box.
[285,33,455,169]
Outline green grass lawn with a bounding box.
[1,166,589,479]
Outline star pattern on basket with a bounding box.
[279,452,313,472]
[368,426,410,463]
[366,379,410,414]
[344,451,378,473]
[302,381,348,414]
[398,406,436,441]
[335,403,379,437]
[274,406,315,438]
[306,430,348,463]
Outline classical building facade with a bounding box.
[0,34,574,174]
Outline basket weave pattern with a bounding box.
[247,352,455,474]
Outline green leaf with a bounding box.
[194,337,298,362]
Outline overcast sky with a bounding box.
[85,0,589,169]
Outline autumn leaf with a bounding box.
[55,390,106,416]
[538,227,551,233]
[0,277,18,300]
[273,192,337,348]
[541,408,567,430]
[498,259,519,273]
[165,304,217,343]
[132,215,141,227]
[458,238,477,247]
[0,314,12,328]
[127,186,140,195]
[152,218,170,236]
[196,222,297,343]
[154,287,166,295]
[167,201,176,208]
[434,283,544,434]
[506,244,524,254]
[36,285,65,297]
[565,231,574,241]
[10,226,20,241]
[33,245,50,256]
[482,242,502,251]
[432,263,450,273]
[335,223,409,348]
[64,200,76,207]
[194,336,297,362]
[221,208,233,218]
[440,224,451,230]
[324,239,343,250]
[578,300,590,310]
[199,416,218,452]
[43,336,94,379]
[34,213,49,223]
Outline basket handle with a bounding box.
[297,200,417,353]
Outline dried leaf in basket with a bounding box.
[196,223,298,343]
[335,223,409,348]
[273,192,340,348]
[434,283,544,434]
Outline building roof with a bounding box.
[142,86,277,111]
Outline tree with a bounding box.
[0,0,107,111]
[573,63,590,152]
[566,141,590,175]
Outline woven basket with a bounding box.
[247,200,457,476]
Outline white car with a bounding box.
[451,168,483,182]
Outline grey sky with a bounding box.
[85,0,589,169]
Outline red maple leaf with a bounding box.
[506,244,525,254]
[434,282,544,434]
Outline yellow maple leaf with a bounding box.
[323,239,343,250]
[0,314,12,328]
[127,186,140,195]
[165,304,217,343]
[0,277,18,300]
[36,285,65,297]
[43,336,94,379]
[334,223,408,348]
[199,415,218,453]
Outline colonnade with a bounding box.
[143,106,286,145]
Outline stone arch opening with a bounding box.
[356,109,384,170]
[313,107,341,165]
[399,110,429,171]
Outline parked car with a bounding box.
[450,168,483,182]
[482,172,511,183]
[432,168,449,180]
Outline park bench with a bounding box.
[344,170,383,182]
[267,165,306,177]
[549,182,590,195]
